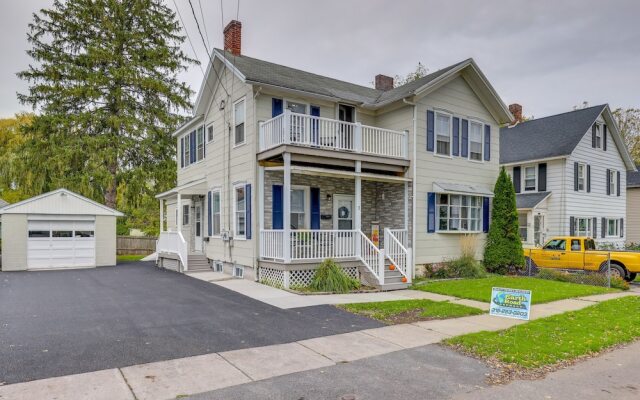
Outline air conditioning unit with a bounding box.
[213,261,223,272]
[233,264,244,279]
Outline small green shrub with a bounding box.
[309,259,361,293]
[432,255,486,279]
[536,268,629,290]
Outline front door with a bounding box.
[194,201,203,252]
[333,195,355,257]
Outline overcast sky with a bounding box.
[2,0,639,119]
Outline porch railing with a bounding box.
[259,110,408,159]
[157,231,188,271]
[387,228,408,248]
[384,228,411,283]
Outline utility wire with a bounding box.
[197,0,211,49]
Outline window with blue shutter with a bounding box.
[427,193,436,233]
[483,197,490,233]
[310,187,320,229]
[452,117,460,156]
[426,110,435,152]
[272,98,283,117]
[272,185,283,229]
[461,119,469,157]
[207,191,212,236]
[245,184,252,239]
[484,124,491,161]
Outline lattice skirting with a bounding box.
[259,265,360,289]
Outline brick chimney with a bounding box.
[223,20,242,56]
[375,74,394,91]
[509,103,523,123]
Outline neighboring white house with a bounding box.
[501,104,636,249]
[626,169,640,245]
[156,20,513,290]
[0,189,123,271]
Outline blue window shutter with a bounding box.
[180,137,184,168]
[272,98,283,117]
[272,185,283,229]
[245,184,252,239]
[426,110,435,152]
[484,124,491,161]
[310,106,320,145]
[482,197,490,233]
[452,117,460,156]
[461,119,469,157]
[427,192,436,233]
[207,191,212,236]
[603,125,607,151]
[310,187,320,230]
[190,131,196,164]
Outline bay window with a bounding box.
[436,194,482,232]
[435,113,451,156]
[469,121,483,161]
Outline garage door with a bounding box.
[27,220,96,269]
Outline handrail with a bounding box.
[384,228,410,283]
[357,230,385,285]
[157,231,189,271]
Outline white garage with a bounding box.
[0,189,123,271]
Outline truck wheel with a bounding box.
[600,263,626,280]
[524,257,539,275]
[626,272,636,282]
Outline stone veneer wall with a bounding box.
[263,171,412,248]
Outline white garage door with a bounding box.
[27,220,96,269]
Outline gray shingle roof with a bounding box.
[628,169,640,188]
[500,105,606,164]
[216,49,468,107]
[516,192,551,209]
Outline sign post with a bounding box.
[489,287,532,320]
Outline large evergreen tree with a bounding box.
[483,167,525,274]
[16,0,195,217]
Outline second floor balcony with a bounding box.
[259,110,409,159]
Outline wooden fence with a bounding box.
[117,236,157,255]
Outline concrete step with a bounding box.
[379,282,410,291]
[384,270,403,278]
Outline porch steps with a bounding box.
[380,261,409,291]
[187,254,211,272]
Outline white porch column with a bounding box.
[159,199,165,233]
[355,161,362,232]
[404,181,409,231]
[283,153,291,263]
[258,165,265,259]
[177,192,182,233]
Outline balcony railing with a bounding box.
[259,110,408,159]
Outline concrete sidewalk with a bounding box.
[1,291,635,400]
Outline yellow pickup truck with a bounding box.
[525,236,640,281]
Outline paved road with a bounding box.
[0,262,381,384]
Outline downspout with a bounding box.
[252,87,262,278]
[403,98,417,278]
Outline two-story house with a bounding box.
[501,104,636,248]
[155,20,513,290]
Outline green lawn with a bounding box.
[337,299,483,324]
[116,254,146,262]
[413,276,616,304]
[446,296,640,369]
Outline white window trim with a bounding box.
[434,111,453,158]
[285,99,310,115]
[233,183,247,240]
[181,128,206,169]
[523,165,537,192]
[290,185,311,230]
[336,103,357,122]
[210,188,222,237]
[609,169,617,196]
[233,97,247,148]
[595,123,603,149]
[435,193,483,233]
[468,120,484,163]
[577,162,586,192]
[573,217,592,237]
[518,212,529,242]
[182,204,190,226]
[605,218,620,238]
[206,122,215,143]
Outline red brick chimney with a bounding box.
[223,20,242,56]
[509,103,523,123]
[375,74,394,91]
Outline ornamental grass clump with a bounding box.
[309,259,361,293]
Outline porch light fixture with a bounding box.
[326,194,332,201]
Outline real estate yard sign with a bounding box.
[490,287,531,320]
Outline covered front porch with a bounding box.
[257,153,413,289]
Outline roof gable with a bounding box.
[0,189,124,216]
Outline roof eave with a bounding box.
[500,155,568,167]
[600,105,637,171]
[171,115,204,138]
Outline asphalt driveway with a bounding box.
[0,261,381,384]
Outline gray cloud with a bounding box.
[1,0,639,119]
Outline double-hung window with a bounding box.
[290,187,308,230]
[607,218,620,237]
[595,123,603,149]
[524,166,536,191]
[435,113,451,156]
[577,163,586,192]
[234,99,246,145]
[609,170,616,195]
[211,190,221,236]
[518,212,528,241]
[436,194,482,232]
[182,136,190,167]
[234,185,246,238]
[183,204,190,225]
[196,127,204,160]
[469,121,483,161]
[574,217,592,237]
[207,123,214,142]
